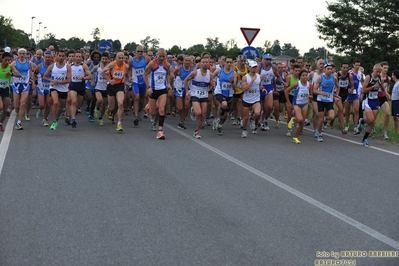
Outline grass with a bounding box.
[325,101,399,145]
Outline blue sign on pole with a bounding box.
[241,46,260,59]
[99,41,112,52]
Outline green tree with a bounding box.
[205,37,220,51]
[262,40,272,53]
[316,0,399,71]
[140,36,160,52]
[0,15,29,48]
[65,37,86,50]
[91,27,101,50]
[169,45,182,56]
[271,40,282,56]
[281,43,300,58]
[186,44,205,55]
[124,42,139,52]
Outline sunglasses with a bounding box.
[136,51,143,53]
[305,65,310,67]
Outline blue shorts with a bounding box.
[346,93,359,103]
[363,98,380,110]
[12,83,30,94]
[174,87,186,98]
[391,100,399,117]
[261,85,273,100]
[132,83,146,98]
[37,89,50,96]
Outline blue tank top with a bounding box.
[132,56,146,84]
[85,63,97,89]
[317,74,335,102]
[32,57,44,66]
[38,62,50,90]
[218,68,234,97]
[15,60,30,84]
[179,65,193,81]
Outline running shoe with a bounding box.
[232,119,238,125]
[288,117,295,130]
[362,139,370,147]
[133,116,139,126]
[94,108,100,119]
[15,123,23,130]
[241,130,248,138]
[217,124,223,135]
[189,107,197,121]
[42,119,49,127]
[151,122,157,131]
[252,128,257,134]
[313,130,318,138]
[0,124,4,131]
[99,118,104,126]
[72,120,77,128]
[344,125,349,132]
[105,109,112,120]
[286,130,292,137]
[250,119,255,130]
[116,123,123,132]
[156,130,165,139]
[36,109,43,118]
[358,118,364,132]
[65,116,71,125]
[193,131,201,139]
[304,119,310,126]
[177,122,186,129]
[50,122,57,130]
[275,121,280,129]
[24,115,30,121]
[77,108,81,114]
[88,116,94,122]
[382,132,389,140]
[341,129,347,135]
[293,137,301,144]
[317,134,323,142]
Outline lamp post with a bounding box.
[38,22,42,46]
[43,27,47,48]
[36,29,39,43]
[30,16,35,47]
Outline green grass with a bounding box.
[326,101,399,144]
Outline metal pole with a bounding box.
[38,22,42,46]
[31,16,35,47]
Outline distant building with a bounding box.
[272,55,296,65]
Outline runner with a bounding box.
[93,53,110,126]
[391,70,399,132]
[378,61,391,139]
[10,48,36,130]
[313,63,340,142]
[231,54,247,126]
[173,55,193,129]
[241,60,264,138]
[360,64,384,147]
[212,55,236,135]
[43,50,72,130]
[143,48,172,139]
[284,69,311,144]
[335,62,354,134]
[33,50,53,126]
[68,50,92,128]
[0,52,13,131]
[184,57,212,139]
[101,52,129,132]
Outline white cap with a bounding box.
[248,60,258,68]
[4,47,11,53]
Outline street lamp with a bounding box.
[38,22,42,46]
[30,16,35,47]
[36,29,39,43]
[44,27,47,38]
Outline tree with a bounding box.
[205,37,220,51]
[281,43,300,58]
[124,42,139,52]
[262,40,272,53]
[271,40,282,56]
[0,15,29,48]
[140,36,160,52]
[169,45,182,56]
[316,0,399,71]
[91,27,101,50]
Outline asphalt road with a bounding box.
[0,110,398,266]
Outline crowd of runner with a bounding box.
[0,45,398,146]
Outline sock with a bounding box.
[363,132,370,141]
[159,115,165,127]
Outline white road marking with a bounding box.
[0,112,16,175]
[166,123,399,250]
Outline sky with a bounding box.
[2,0,334,55]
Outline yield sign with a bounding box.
[240,27,260,46]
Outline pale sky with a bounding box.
[3,0,333,55]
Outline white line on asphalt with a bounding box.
[0,112,16,175]
[166,123,399,250]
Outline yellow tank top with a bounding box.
[235,65,248,94]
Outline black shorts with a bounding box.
[233,92,243,99]
[95,89,107,98]
[50,89,68,100]
[242,100,259,108]
[0,87,10,98]
[149,88,167,100]
[214,94,232,105]
[338,93,348,103]
[107,83,125,97]
[69,87,86,97]
[317,101,334,112]
[191,96,209,103]
[379,96,388,106]
[392,100,399,117]
[273,90,286,103]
